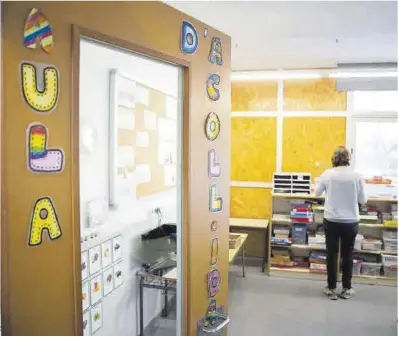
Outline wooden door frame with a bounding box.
[71,25,190,335]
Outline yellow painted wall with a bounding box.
[230,78,347,241]
[282,117,347,178]
[283,78,347,111]
[230,187,271,257]
[231,117,276,182]
[231,81,278,111]
[230,187,272,219]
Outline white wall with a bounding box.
[79,39,180,335]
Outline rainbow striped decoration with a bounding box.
[29,124,47,159]
[24,8,54,53]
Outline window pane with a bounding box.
[353,91,398,111]
[355,121,397,177]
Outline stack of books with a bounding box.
[271,237,292,246]
[308,234,326,249]
[309,251,327,273]
[271,248,293,268]
[290,202,313,224]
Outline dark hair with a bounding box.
[332,146,350,167]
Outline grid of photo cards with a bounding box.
[81,235,124,335]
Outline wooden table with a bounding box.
[229,218,269,272]
[229,232,248,277]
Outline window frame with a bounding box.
[346,92,398,179]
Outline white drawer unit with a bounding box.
[273,172,312,194]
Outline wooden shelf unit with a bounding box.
[267,193,397,286]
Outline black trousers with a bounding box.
[324,219,358,289]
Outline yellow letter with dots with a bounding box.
[21,62,59,113]
[28,197,62,246]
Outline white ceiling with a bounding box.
[167,1,398,71]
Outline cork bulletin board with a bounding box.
[109,71,177,204]
[135,82,177,198]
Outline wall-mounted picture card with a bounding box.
[135,164,151,185]
[112,236,123,262]
[103,267,114,296]
[89,245,101,275]
[101,240,112,268]
[90,274,103,305]
[81,251,89,280]
[90,302,103,334]
[82,281,90,312]
[83,310,91,336]
[113,262,124,289]
[144,110,157,130]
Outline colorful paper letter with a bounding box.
[27,123,65,173]
[207,269,221,297]
[208,149,221,178]
[21,62,59,113]
[181,21,198,54]
[209,184,223,212]
[205,112,221,141]
[24,8,54,53]
[206,73,220,101]
[211,238,219,266]
[211,221,218,232]
[28,197,62,246]
[208,37,223,65]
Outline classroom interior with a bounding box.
[1,1,398,336]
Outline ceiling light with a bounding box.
[231,71,322,81]
[329,71,398,79]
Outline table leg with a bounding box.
[139,277,144,336]
[163,280,168,317]
[242,243,246,277]
[262,228,269,273]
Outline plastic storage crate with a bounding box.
[362,239,382,251]
[361,262,382,276]
[382,254,397,265]
[382,229,398,240]
[383,238,398,251]
[352,260,362,276]
[383,265,397,278]
[382,254,397,278]
[292,223,307,244]
[354,234,364,251]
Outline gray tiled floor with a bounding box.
[146,265,398,336]
[228,265,398,336]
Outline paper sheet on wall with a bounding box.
[135,164,151,184]
[164,165,176,186]
[117,106,135,130]
[136,132,149,147]
[158,141,176,165]
[136,85,149,106]
[117,76,136,108]
[166,96,178,120]
[158,118,177,142]
[117,146,135,169]
[144,110,157,130]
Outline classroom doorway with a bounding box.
[78,37,184,336]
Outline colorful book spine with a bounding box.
[291,217,312,223]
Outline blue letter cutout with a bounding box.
[208,37,223,65]
[181,21,198,54]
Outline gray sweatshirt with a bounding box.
[315,167,367,222]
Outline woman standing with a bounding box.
[315,146,367,300]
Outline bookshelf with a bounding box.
[267,193,397,286]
